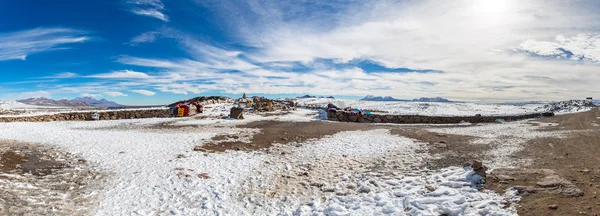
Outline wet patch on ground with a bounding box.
[0,140,108,215]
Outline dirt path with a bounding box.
[487,108,600,215]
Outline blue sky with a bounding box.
[1,0,600,105]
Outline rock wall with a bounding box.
[0,109,172,123]
[327,110,554,124]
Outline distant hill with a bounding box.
[71,97,122,107]
[361,95,451,102]
[360,95,405,101]
[17,97,121,108]
[412,97,451,102]
[167,96,231,107]
[297,95,335,99]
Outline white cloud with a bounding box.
[21,91,52,99]
[128,0,168,22]
[130,89,156,96]
[129,31,160,45]
[104,91,128,97]
[42,72,77,79]
[80,93,101,98]
[0,27,89,61]
[2,91,53,100]
[518,34,600,62]
[157,86,188,95]
[88,70,151,79]
[131,9,169,22]
[128,0,164,9]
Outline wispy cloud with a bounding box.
[0,27,89,61]
[80,93,101,98]
[41,72,78,79]
[128,31,160,45]
[130,89,156,96]
[11,91,52,100]
[104,91,128,97]
[88,70,151,79]
[128,0,168,22]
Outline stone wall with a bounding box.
[327,110,554,124]
[0,109,172,123]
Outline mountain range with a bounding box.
[17,97,121,108]
[361,95,451,102]
[297,95,335,99]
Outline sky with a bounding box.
[1,0,600,105]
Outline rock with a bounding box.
[198,173,210,179]
[435,143,447,148]
[439,140,447,144]
[176,154,185,158]
[193,146,212,153]
[335,190,350,196]
[348,115,358,122]
[309,182,324,187]
[321,186,335,192]
[373,118,382,123]
[491,168,584,197]
[77,159,87,163]
[229,107,245,119]
[358,185,371,193]
[472,160,483,170]
[425,184,436,192]
[548,205,558,210]
[346,183,357,189]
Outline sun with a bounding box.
[472,0,511,24]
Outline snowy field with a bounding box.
[0,100,169,118]
[0,102,576,216]
[297,98,556,116]
[0,104,571,215]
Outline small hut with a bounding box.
[173,104,190,117]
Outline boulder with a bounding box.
[230,107,245,119]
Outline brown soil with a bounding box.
[259,111,292,117]
[0,151,28,173]
[390,128,483,170]
[0,141,71,176]
[201,121,384,152]
[486,108,600,216]
[0,140,106,215]
[536,107,600,131]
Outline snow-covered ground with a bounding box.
[296,98,595,116]
[0,105,531,215]
[0,100,70,110]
